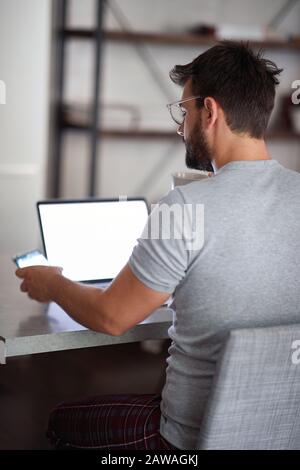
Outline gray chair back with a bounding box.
[197,324,300,449]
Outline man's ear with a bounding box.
[203,97,218,128]
[205,101,212,117]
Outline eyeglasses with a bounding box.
[166,95,204,126]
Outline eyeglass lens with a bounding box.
[170,105,185,125]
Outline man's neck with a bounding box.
[211,136,271,173]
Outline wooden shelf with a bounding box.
[266,130,300,140]
[63,120,177,139]
[63,29,300,51]
[63,118,300,141]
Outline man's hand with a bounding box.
[15,266,63,303]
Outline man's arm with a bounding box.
[16,264,171,336]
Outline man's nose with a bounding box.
[177,122,184,137]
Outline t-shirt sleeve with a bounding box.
[128,189,189,293]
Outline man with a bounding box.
[16,42,300,450]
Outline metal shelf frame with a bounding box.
[52,0,106,198]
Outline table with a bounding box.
[0,255,173,364]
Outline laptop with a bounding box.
[37,198,149,287]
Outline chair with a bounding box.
[197,323,300,449]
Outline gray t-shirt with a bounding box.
[128,159,300,449]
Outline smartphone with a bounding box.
[13,249,49,268]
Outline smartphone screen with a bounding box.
[13,250,49,268]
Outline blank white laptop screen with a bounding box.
[37,199,148,282]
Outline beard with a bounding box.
[185,120,214,173]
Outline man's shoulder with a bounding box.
[173,177,215,203]
[278,165,300,181]
[156,182,209,208]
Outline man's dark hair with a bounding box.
[170,41,283,139]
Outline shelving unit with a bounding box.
[63,29,300,51]
[52,0,300,198]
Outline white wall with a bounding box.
[0,0,51,254]
[61,0,300,203]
